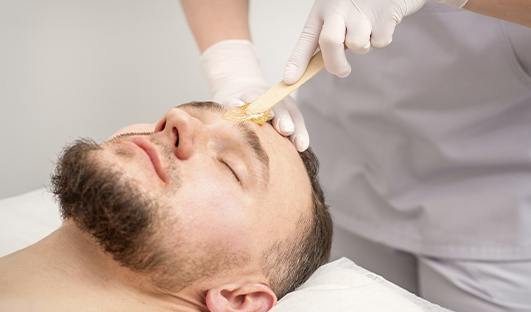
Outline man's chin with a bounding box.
[51,138,158,271]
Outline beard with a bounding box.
[51,136,250,292]
[50,138,189,291]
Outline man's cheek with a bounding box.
[167,179,251,242]
[194,185,250,239]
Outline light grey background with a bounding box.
[0,0,313,199]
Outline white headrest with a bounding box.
[272,257,453,312]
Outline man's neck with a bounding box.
[0,222,208,312]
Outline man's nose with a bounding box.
[153,108,205,160]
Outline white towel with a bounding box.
[0,188,62,257]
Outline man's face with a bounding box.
[56,102,312,290]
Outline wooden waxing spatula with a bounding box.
[223,50,326,124]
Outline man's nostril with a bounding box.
[173,128,179,147]
[157,119,167,132]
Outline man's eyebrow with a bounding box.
[176,101,227,114]
[178,101,270,185]
[234,121,270,186]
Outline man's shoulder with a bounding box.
[0,299,45,312]
[0,250,63,312]
[0,270,43,312]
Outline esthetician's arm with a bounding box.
[463,0,531,28]
[180,0,251,52]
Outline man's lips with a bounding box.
[128,137,167,183]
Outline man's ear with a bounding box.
[205,284,277,312]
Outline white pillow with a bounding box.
[0,188,62,257]
[272,257,453,312]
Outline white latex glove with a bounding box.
[283,0,430,84]
[200,40,310,152]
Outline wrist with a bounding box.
[434,0,468,8]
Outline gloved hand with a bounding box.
[200,40,309,151]
[283,0,429,84]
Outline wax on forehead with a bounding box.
[222,103,269,124]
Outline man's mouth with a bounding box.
[129,137,167,184]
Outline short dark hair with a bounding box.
[261,146,333,300]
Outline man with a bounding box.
[0,101,333,312]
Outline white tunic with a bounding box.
[298,0,531,260]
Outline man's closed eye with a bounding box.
[218,157,241,185]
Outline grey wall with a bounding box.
[0,0,313,199]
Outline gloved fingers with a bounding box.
[221,97,246,109]
[240,89,264,104]
[284,16,322,85]
[221,89,264,111]
[370,19,397,48]
[344,11,373,55]
[319,12,351,78]
[269,96,309,151]
[270,100,295,137]
[285,99,310,152]
[267,109,275,121]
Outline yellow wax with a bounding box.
[222,103,269,124]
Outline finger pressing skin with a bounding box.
[271,101,295,136]
[274,95,309,151]
[287,102,310,152]
[291,130,310,152]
